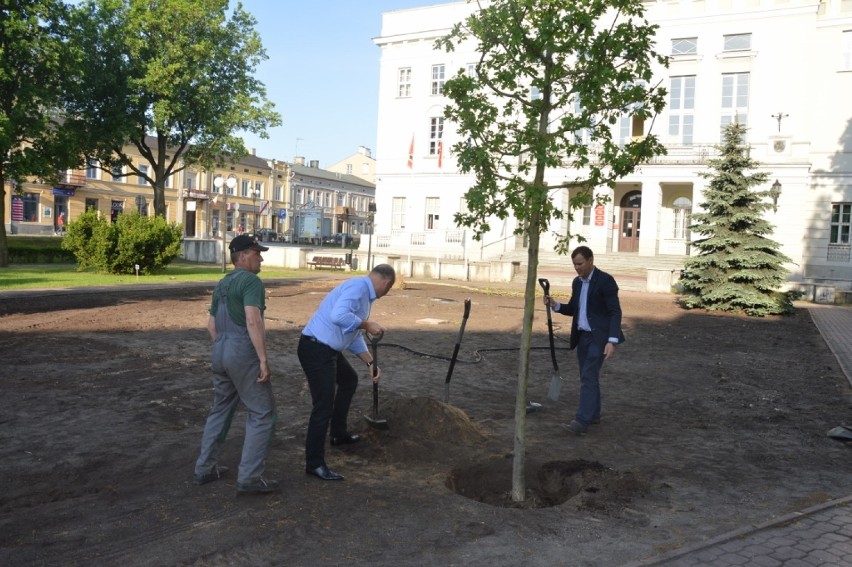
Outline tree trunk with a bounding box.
[511,207,542,501]
[0,169,9,267]
[153,182,166,217]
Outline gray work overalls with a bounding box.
[194,271,277,485]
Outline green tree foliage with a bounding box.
[62,209,183,274]
[64,0,282,217]
[0,0,79,267]
[436,0,668,501]
[679,123,792,316]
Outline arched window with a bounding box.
[672,196,692,239]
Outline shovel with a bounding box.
[445,298,472,403]
[364,332,389,430]
[539,278,562,402]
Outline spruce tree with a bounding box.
[679,122,793,316]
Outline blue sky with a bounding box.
[238,0,437,168]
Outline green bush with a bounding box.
[61,209,103,268]
[62,210,183,274]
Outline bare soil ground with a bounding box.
[2,275,852,566]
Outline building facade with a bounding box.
[327,146,377,184]
[4,143,375,247]
[288,157,377,243]
[370,0,852,288]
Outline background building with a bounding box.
[4,144,375,253]
[369,0,852,290]
[327,146,377,184]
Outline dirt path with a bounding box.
[1,277,851,566]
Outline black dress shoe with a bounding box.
[330,433,360,447]
[306,465,344,481]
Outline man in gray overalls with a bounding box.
[193,234,279,494]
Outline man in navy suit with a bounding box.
[544,246,625,434]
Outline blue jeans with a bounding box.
[575,332,605,426]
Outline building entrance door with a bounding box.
[619,208,641,252]
[185,209,196,237]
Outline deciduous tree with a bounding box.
[65,0,281,217]
[0,0,77,267]
[437,0,668,501]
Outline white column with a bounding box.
[638,179,663,257]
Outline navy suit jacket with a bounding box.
[555,267,625,350]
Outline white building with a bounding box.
[369,0,852,289]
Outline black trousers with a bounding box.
[297,335,359,469]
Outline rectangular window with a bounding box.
[111,165,123,181]
[137,164,148,185]
[843,30,852,71]
[669,76,696,145]
[86,158,98,179]
[671,37,697,55]
[582,205,591,226]
[429,117,444,155]
[831,203,852,244]
[241,179,249,198]
[573,97,591,144]
[392,197,406,230]
[184,173,195,190]
[466,62,476,76]
[164,174,172,189]
[85,198,98,212]
[723,33,751,52]
[673,209,690,239]
[274,184,282,202]
[618,115,631,147]
[22,193,39,222]
[720,72,749,136]
[212,209,221,236]
[398,67,412,97]
[431,64,445,95]
[425,197,440,230]
[255,181,263,200]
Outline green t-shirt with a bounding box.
[209,268,266,327]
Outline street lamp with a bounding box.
[251,187,260,233]
[214,174,237,273]
[769,179,782,213]
[367,202,376,271]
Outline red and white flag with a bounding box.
[437,141,443,169]
[407,135,414,169]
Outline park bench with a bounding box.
[307,256,347,270]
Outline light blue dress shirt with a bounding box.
[302,276,377,355]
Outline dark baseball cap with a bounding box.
[229,234,269,253]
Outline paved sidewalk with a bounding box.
[623,305,852,567]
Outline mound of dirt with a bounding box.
[353,396,487,463]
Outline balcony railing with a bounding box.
[55,171,87,186]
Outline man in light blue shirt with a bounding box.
[298,264,396,480]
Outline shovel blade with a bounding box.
[364,415,389,430]
[547,373,562,402]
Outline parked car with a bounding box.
[255,228,278,242]
[322,233,356,246]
